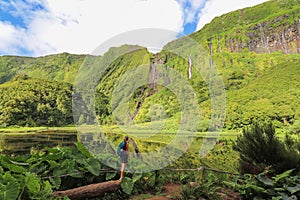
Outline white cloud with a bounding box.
[0,0,183,56]
[177,0,206,24]
[0,21,26,55]
[197,0,269,30]
[0,0,271,56]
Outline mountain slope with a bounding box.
[1,0,300,129]
[225,58,300,128]
[0,53,85,84]
[166,0,300,54]
[159,0,300,129]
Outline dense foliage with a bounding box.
[0,1,299,129]
[0,77,73,127]
[1,0,300,199]
[225,169,300,199]
[0,142,128,199]
[234,122,300,174]
[0,53,85,84]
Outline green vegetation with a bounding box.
[234,122,300,174]
[0,122,299,199]
[0,142,126,199]
[176,122,300,200]
[0,136,239,199]
[0,53,85,84]
[0,1,299,129]
[225,169,300,199]
[224,56,300,128]
[0,126,76,134]
[171,0,300,54]
[1,0,300,199]
[0,76,73,127]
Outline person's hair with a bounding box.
[124,135,129,141]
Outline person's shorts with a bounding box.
[120,151,128,163]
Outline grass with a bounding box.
[0,126,76,134]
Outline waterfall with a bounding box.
[188,54,192,79]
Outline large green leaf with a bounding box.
[286,195,297,200]
[147,174,156,187]
[61,159,75,174]
[106,172,117,180]
[47,160,60,169]
[75,158,86,165]
[29,161,44,172]
[75,142,92,158]
[0,172,21,200]
[287,184,300,194]
[49,176,61,189]
[69,170,84,178]
[121,177,134,195]
[0,158,27,174]
[53,168,67,177]
[40,180,53,199]
[85,158,101,176]
[132,173,142,183]
[248,184,267,193]
[278,192,289,199]
[273,169,294,183]
[25,173,41,196]
[35,165,48,175]
[257,174,273,186]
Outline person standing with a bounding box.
[118,135,129,180]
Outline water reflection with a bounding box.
[0,131,77,155]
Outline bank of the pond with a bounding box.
[0,126,77,134]
[0,127,78,154]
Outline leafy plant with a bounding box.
[234,121,300,174]
[0,142,118,199]
[179,171,226,200]
[225,169,300,199]
[0,172,21,200]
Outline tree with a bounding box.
[0,78,73,127]
[234,121,300,174]
[95,91,110,124]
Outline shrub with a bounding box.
[234,121,300,174]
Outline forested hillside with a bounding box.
[1,0,300,130]
[0,53,85,84]
[183,0,300,54]
[0,75,73,127]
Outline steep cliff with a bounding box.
[166,0,300,55]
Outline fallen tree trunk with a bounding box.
[53,180,121,199]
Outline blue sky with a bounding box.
[2,0,200,34]
[0,0,268,57]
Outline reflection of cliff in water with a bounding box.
[0,131,77,155]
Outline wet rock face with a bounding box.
[208,11,300,54]
[247,19,300,54]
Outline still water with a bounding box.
[0,131,77,155]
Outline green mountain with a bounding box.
[0,0,300,130]
[180,0,300,54]
[0,53,85,84]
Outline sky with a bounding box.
[0,0,269,57]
